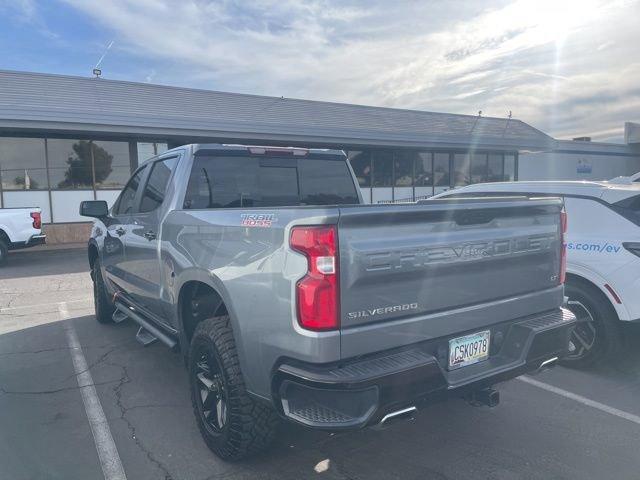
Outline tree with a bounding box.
[58,141,113,188]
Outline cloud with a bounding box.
[0,0,59,38]
[57,0,640,141]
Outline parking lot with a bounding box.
[1,248,640,480]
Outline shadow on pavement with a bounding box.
[1,248,88,280]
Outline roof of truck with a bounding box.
[438,180,640,204]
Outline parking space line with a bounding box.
[61,303,127,480]
[518,375,640,426]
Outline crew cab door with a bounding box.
[102,165,148,290]
[123,156,179,318]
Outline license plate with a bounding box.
[448,330,490,370]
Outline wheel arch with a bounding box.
[174,270,243,354]
[565,271,623,321]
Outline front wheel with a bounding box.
[561,280,622,368]
[189,315,278,460]
[92,258,116,324]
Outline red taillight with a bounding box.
[559,209,567,284]
[290,225,339,331]
[30,211,41,230]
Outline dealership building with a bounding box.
[1,70,639,243]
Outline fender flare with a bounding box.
[172,268,249,375]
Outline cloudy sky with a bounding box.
[1,0,639,142]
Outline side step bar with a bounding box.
[114,302,178,350]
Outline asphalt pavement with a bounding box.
[2,248,640,480]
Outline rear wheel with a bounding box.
[0,239,7,267]
[561,280,622,368]
[189,315,278,460]
[92,258,116,324]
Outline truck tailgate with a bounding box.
[338,197,564,358]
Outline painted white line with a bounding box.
[60,303,127,480]
[0,299,88,313]
[518,375,640,426]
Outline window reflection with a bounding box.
[0,138,48,190]
[504,154,516,181]
[488,154,503,182]
[434,153,450,187]
[394,151,414,187]
[93,141,131,189]
[348,151,371,187]
[470,153,488,183]
[47,139,131,189]
[453,153,471,186]
[372,151,393,187]
[414,152,433,186]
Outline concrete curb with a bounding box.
[11,242,86,254]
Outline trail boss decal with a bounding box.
[241,213,276,227]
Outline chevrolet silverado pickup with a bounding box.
[0,207,45,265]
[81,144,576,460]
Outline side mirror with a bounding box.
[79,200,109,218]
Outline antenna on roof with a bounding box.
[92,40,114,78]
[470,109,483,133]
[502,110,513,137]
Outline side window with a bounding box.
[114,166,146,216]
[139,157,179,213]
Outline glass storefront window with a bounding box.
[47,139,131,190]
[470,153,488,183]
[0,137,48,190]
[394,151,414,186]
[504,154,516,181]
[453,153,470,187]
[488,154,504,182]
[348,151,371,187]
[93,141,131,189]
[137,142,169,164]
[47,139,95,189]
[434,153,450,187]
[372,151,393,187]
[414,152,433,186]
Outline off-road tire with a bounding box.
[189,315,279,460]
[0,239,8,267]
[92,258,116,324]
[561,279,622,368]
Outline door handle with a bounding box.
[143,230,157,241]
[115,227,126,236]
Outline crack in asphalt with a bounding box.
[0,378,122,396]
[109,360,175,480]
[61,341,136,382]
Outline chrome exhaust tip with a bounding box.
[372,406,417,430]
[534,356,559,375]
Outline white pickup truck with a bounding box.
[0,208,46,265]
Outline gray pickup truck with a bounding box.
[81,144,576,460]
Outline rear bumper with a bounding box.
[272,307,576,430]
[9,234,46,250]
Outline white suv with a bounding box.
[434,181,640,367]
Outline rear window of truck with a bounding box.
[183,155,359,209]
